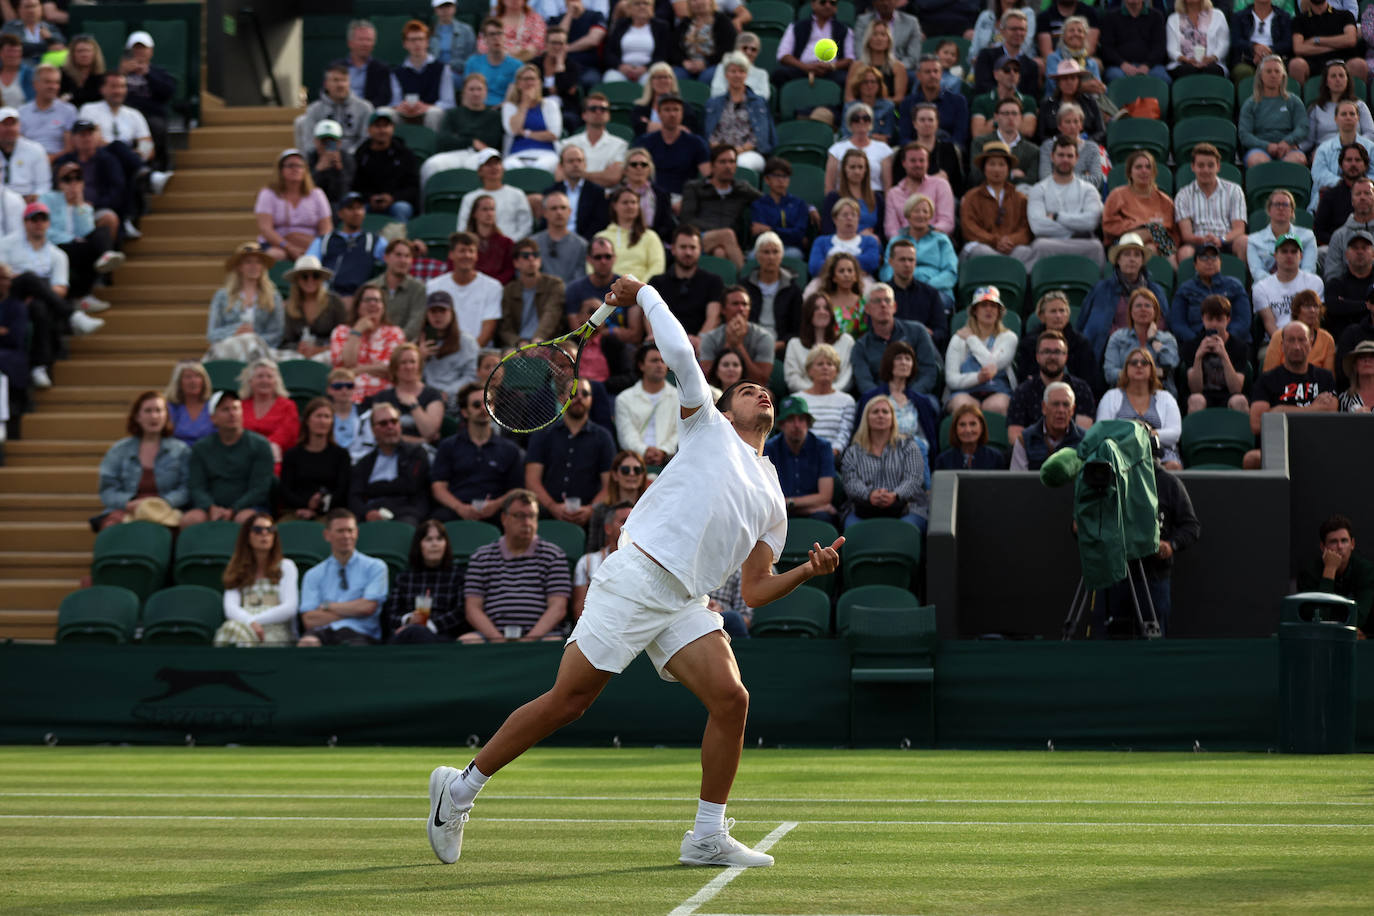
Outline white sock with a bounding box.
[694,799,727,838]
[447,760,489,808]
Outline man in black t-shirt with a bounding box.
[1244,321,1339,467]
[1182,295,1251,414]
[1290,0,1366,85]
[649,224,724,349]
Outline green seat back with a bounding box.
[1180,408,1255,468]
[752,587,832,637]
[775,119,835,152]
[356,520,416,583]
[847,604,937,670]
[956,254,1027,313]
[841,518,922,590]
[1171,117,1237,163]
[444,520,501,569]
[782,518,842,597]
[787,162,827,210]
[1105,118,1169,162]
[779,78,841,119]
[1107,74,1171,118]
[737,166,761,189]
[698,254,738,285]
[504,167,553,195]
[142,20,186,103]
[56,585,140,644]
[835,584,919,636]
[278,360,330,403]
[592,81,642,109]
[90,521,172,603]
[172,521,241,591]
[424,169,480,212]
[395,124,437,160]
[537,520,587,575]
[1030,255,1101,310]
[203,360,246,394]
[1244,160,1313,211]
[277,521,328,576]
[141,585,225,646]
[1171,74,1235,119]
[408,212,458,248]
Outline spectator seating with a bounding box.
[1181,408,1255,469]
[279,360,330,411]
[505,168,555,195]
[737,166,762,189]
[204,360,247,394]
[1176,160,1244,189]
[444,520,501,570]
[277,521,329,575]
[140,585,224,645]
[787,163,827,214]
[1172,74,1235,120]
[744,255,810,286]
[408,213,458,248]
[1244,161,1312,211]
[1107,164,1173,195]
[1177,253,1248,287]
[779,78,842,120]
[90,522,173,605]
[841,518,922,590]
[835,584,920,636]
[425,171,480,214]
[773,120,832,169]
[921,35,971,61]
[749,1,795,40]
[698,255,738,285]
[752,587,831,637]
[1172,117,1237,163]
[357,520,415,584]
[56,586,140,644]
[1030,255,1100,310]
[1106,119,1169,164]
[1302,75,1364,105]
[1107,75,1171,119]
[70,2,203,119]
[957,255,1027,314]
[847,604,937,746]
[782,518,842,596]
[173,521,240,591]
[396,125,438,160]
[1248,208,1314,232]
[799,2,857,26]
[939,410,1010,454]
[537,520,586,575]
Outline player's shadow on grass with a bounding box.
[18,863,682,914]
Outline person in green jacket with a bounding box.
[1297,513,1374,635]
[1239,54,1310,169]
[182,391,276,527]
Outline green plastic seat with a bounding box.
[1030,255,1101,310]
[537,519,587,574]
[848,604,937,676]
[698,254,738,285]
[361,213,401,234]
[408,212,457,249]
[835,584,919,636]
[90,521,172,603]
[957,254,1027,313]
[504,167,554,195]
[173,521,241,591]
[279,360,329,403]
[357,520,416,583]
[1171,74,1235,119]
[785,162,827,210]
[677,79,709,114]
[782,518,842,596]
[1107,74,1170,118]
[779,78,841,120]
[444,520,502,569]
[277,521,328,575]
[203,359,246,394]
[395,124,437,160]
[605,122,634,143]
[592,81,642,110]
[1105,118,1169,163]
[1171,117,1237,163]
[56,585,140,644]
[141,585,225,646]
[1247,208,1314,232]
[424,169,480,213]
[752,588,832,637]
[757,36,781,75]
[1181,408,1254,468]
[1177,253,1248,287]
[841,519,922,590]
[736,165,761,189]
[799,1,856,26]
[775,119,835,152]
[1245,160,1313,211]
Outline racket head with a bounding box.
[484,341,581,433]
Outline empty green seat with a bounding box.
[1106,118,1169,162]
[1030,255,1100,310]
[537,519,587,574]
[847,604,938,747]
[957,255,1027,313]
[424,169,480,214]
[56,585,140,644]
[444,520,502,569]
[1172,74,1234,119]
[203,360,245,394]
[835,584,918,635]
[1172,117,1237,163]
[173,521,240,591]
[357,520,415,583]
[395,124,437,160]
[408,212,457,248]
[752,588,832,637]
[842,518,922,590]
[787,162,827,209]
[698,254,738,285]
[1245,160,1313,211]
[504,167,553,195]
[779,78,841,120]
[277,521,328,575]
[782,518,842,596]
[141,585,224,646]
[279,360,329,403]
[1181,408,1254,468]
[90,521,172,603]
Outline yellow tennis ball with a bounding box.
[814,38,837,62]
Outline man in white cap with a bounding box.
[0,106,51,200]
[296,62,374,153]
[18,63,76,161]
[119,30,175,172]
[456,149,533,240]
[306,118,355,205]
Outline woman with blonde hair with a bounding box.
[1239,54,1310,167]
[255,149,332,262]
[1102,150,1179,262]
[631,62,699,135]
[619,147,674,239]
[801,342,857,455]
[59,32,104,104]
[205,243,284,363]
[164,361,215,446]
[595,185,665,281]
[1096,346,1183,468]
[280,254,346,360]
[945,286,1017,416]
[329,284,406,403]
[213,514,299,647]
[843,64,897,144]
[370,342,446,445]
[238,358,299,471]
[501,63,561,172]
[840,395,929,531]
[1165,0,1230,80]
[852,20,907,101]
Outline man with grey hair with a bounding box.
[531,191,588,287]
[708,33,772,100]
[851,282,941,394]
[1028,134,1105,268]
[854,0,924,71]
[338,18,399,109]
[1010,380,1085,471]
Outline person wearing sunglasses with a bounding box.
[214,514,301,647]
[585,452,646,553]
[39,157,125,315]
[1096,346,1184,469]
[498,238,565,346]
[325,367,367,459]
[560,92,629,188]
[347,402,432,525]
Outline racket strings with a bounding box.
[485,345,579,432]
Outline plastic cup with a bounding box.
[564,496,582,512]
[413,594,433,625]
[503,625,523,640]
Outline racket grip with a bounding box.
[589,302,618,327]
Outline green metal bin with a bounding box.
[1278,593,1358,754]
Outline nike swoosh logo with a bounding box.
[433,803,447,828]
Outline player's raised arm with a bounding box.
[609,275,711,417]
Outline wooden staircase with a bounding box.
[0,101,299,642]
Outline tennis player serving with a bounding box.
[428,275,844,868]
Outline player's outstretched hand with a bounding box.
[807,536,844,578]
[608,274,645,309]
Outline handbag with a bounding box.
[1121,97,1161,120]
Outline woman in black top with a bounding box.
[279,396,351,519]
[384,519,467,642]
[59,34,104,105]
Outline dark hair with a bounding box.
[995,96,1023,114]
[465,194,500,234]
[448,230,478,251]
[800,291,840,348]
[1052,133,1078,152]
[878,340,917,384]
[888,237,916,257]
[671,223,701,245]
[408,519,453,570]
[1190,142,1221,164]
[325,62,349,78]
[480,16,503,32]
[0,33,24,49]
[222,513,283,591]
[325,507,357,527]
[634,341,660,372]
[608,184,647,247]
[762,156,791,177]
[947,402,988,450]
[502,488,539,513]
[706,346,749,389]
[1320,514,1356,543]
[296,396,335,446]
[125,390,172,438]
[715,379,755,413]
[1199,294,1232,319]
[709,143,737,164]
[101,68,124,84]
[1341,142,1371,167]
[722,284,750,308]
[514,237,539,256]
[1037,328,1068,349]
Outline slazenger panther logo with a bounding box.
[141,667,274,703]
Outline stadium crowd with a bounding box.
[66,0,1374,644]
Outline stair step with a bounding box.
[188,125,295,151]
[0,610,59,641]
[100,284,218,305]
[201,106,304,127]
[114,258,227,285]
[0,466,99,491]
[171,168,273,194]
[0,522,96,551]
[138,211,258,237]
[21,411,127,440]
[176,146,287,169]
[95,307,207,335]
[0,552,92,579]
[71,333,208,357]
[0,580,83,611]
[51,360,175,387]
[2,439,115,462]
[151,190,257,212]
[125,234,258,257]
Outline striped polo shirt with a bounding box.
[465,536,572,635]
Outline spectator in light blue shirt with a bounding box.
[297,508,391,646]
[17,63,75,156]
[465,21,523,107]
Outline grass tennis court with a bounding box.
[3,747,1372,914]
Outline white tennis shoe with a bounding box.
[678,818,774,867]
[426,766,471,864]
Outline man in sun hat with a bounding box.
[763,394,838,525]
[960,140,1036,268]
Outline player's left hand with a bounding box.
[806,537,844,577]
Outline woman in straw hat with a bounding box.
[1339,339,1374,410]
[205,242,285,363]
[1077,231,1172,366]
[1037,59,1104,145]
[945,285,1018,416]
[280,254,347,361]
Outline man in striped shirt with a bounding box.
[462,489,572,642]
[1174,142,1249,263]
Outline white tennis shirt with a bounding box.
[622,286,787,597]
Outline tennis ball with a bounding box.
[814,38,837,62]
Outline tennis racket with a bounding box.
[484,299,619,433]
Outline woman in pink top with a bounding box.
[478,0,546,61]
[330,284,406,403]
[255,149,332,262]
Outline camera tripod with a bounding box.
[1062,558,1162,640]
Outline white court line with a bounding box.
[668,822,797,916]
[0,815,1368,829]
[0,792,1368,807]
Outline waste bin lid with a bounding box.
[1280,592,1358,626]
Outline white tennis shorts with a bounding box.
[568,543,723,682]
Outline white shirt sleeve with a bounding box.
[251,560,301,625]
[48,244,69,290]
[637,283,711,409]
